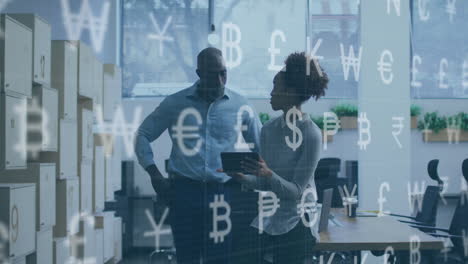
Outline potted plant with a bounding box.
[418,112,468,142]
[410,104,422,129]
[330,103,358,129]
[259,112,270,125]
[311,115,334,142]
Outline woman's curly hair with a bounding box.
[284,52,329,103]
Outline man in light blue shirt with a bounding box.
[134,47,261,264]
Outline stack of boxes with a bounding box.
[0,14,123,264]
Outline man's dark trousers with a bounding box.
[167,176,258,264]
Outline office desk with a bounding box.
[314,209,444,252]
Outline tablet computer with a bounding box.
[220,152,260,174]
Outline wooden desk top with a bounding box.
[314,209,444,251]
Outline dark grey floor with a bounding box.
[121,249,177,264]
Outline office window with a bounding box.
[411,0,468,98]
[211,0,307,98]
[122,0,209,97]
[122,0,361,98]
[308,0,360,98]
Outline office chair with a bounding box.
[372,160,442,262]
[314,158,342,207]
[409,159,468,263]
[389,159,441,227]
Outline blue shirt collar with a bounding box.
[186,81,231,100]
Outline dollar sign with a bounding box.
[209,195,231,243]
[285,106,303,151]
[357,112,371,150]
[222,22,242,69]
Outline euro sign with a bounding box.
[172,108,203,157]
[377,50,394,85]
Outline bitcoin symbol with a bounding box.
[234,105,256,151]
[26,98,51,159]
[377,50,394,85]
[446,0,456,23]
[209,195,231,243]
[297,188,318,228]
[257,191,280,234]
[285,106,303,151]
[418,0,430,21]
[378,182,390,217]
[410,235,421,264]
[268,30,286,72]
[439,58,449,89]
[392,117,404,149]
[148,14,174,57]
[144,208,171,251]
[171,108,202,157]
[323,112,340,150]
[340,44,362,81]
[411,55,422,88]
[386,0,401,16]
[357,112,371,150]
[222,22,242,69]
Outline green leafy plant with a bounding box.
[448,112,468,131]
[310,115,324,130]
[418,112,447,133]
[259,112,270,125]
[330,103,358,117]
[410,104,422,117]
[310,114,337,131]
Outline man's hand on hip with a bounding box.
[145,164,172,205]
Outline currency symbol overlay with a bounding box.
[357,112,371,150]
[172,108,203,157]
[209,195,232,243]
[285,106,303,151]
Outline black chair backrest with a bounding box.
[427,159,443,186]
[414,186,440,226]
[314,158,341,205]
[448,197,468,259]
[462,158,468,183]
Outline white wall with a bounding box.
[2,0,120,64]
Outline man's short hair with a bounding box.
[197,47,223,70]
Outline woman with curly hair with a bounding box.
[220,51,329,263]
